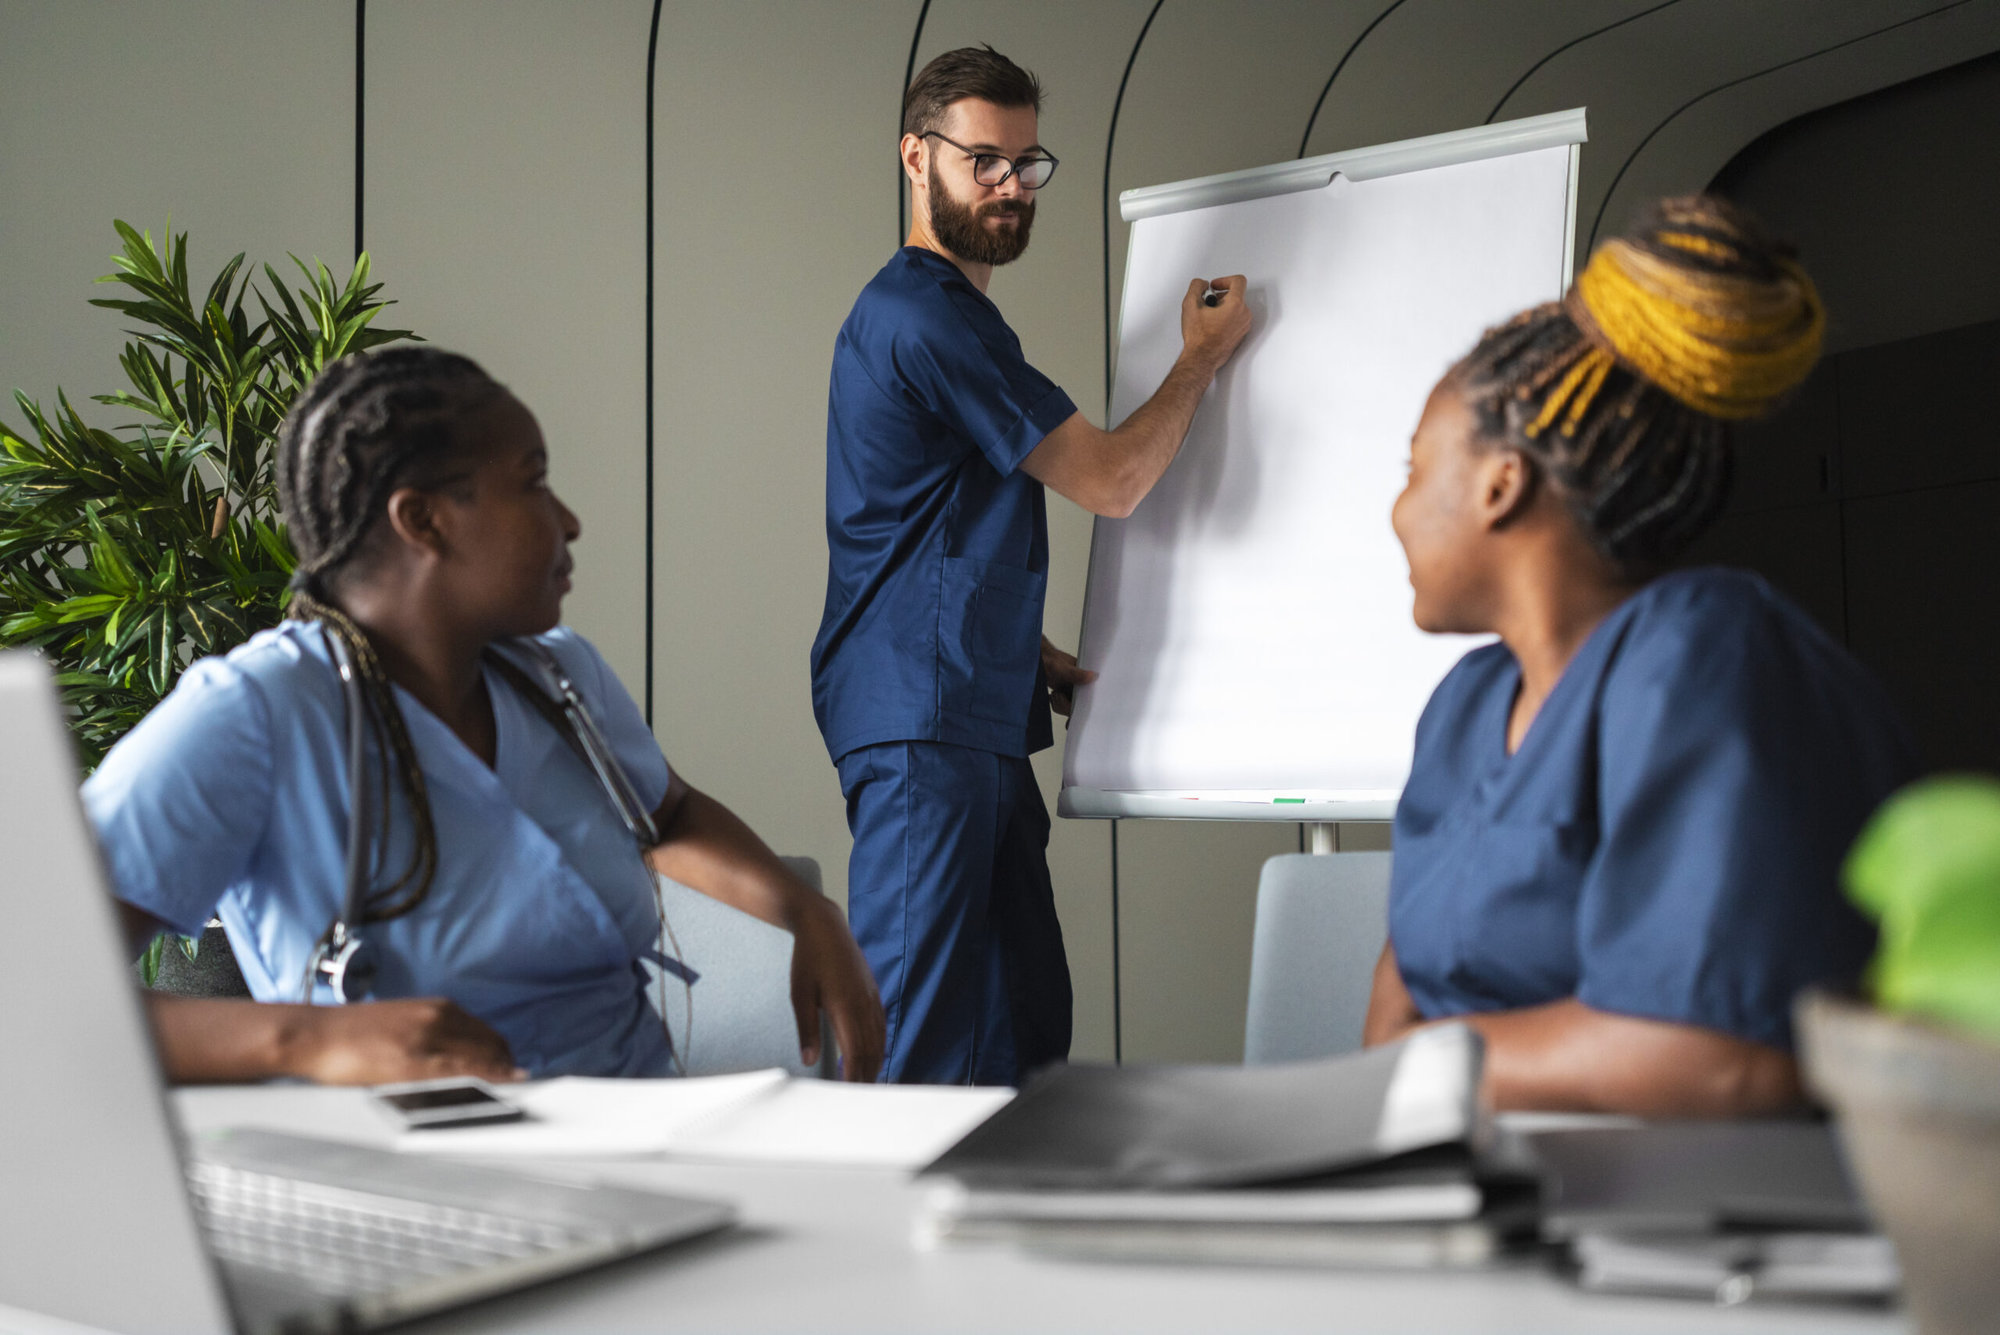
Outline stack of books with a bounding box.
[916,1030,1900,1302]
[915,1025,1538,1267]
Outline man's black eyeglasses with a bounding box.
[922,132,1059,190]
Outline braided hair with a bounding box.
[1452,195,1824,573]
[276,347,506,928]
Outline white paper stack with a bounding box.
[393,1070,1013,1169]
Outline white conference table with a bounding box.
[175,1085,1906,1335]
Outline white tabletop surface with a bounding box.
[173,1085,1907,1335]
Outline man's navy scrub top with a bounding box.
[1390,568,1918,1052]
[812,246,1078,763]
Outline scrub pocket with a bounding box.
[938,555,1047,727]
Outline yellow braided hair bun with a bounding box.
[1564,195,1824,422]
[1451,196,1820,571]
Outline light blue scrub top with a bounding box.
[82,622,677,1077]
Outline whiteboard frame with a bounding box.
[1061,109,1587,823]
[1060,790,1405,822]
[1117,108,1587,223]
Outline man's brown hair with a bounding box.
[902,45,1043,139]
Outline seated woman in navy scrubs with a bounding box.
[1365,196,1918,1116]
[88,348,885,1084]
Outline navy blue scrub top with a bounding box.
[1390,568,1918,1052]
[811,247,1079,763]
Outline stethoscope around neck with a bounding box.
[303,629,666,1005]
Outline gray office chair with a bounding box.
[143,921,252,997]
[1243,852,1393,1064]
[651,855,836,1079]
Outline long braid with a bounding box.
[288,591,440,920]
[1452,195,1820,573]
[275,347,501,929]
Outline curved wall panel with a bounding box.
[366,0,653,687]
[10,0,1998,1069]
[1105,1,1377,354]
[1589,3,2000,263]
[0,0,351,430]
[903,2,1157,1061]
[1715,51,2000,352]
[648,2,917,903]
[910,2,1154,420]
[1300,0,1666,156]
[1486,0,1962,255]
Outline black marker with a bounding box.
[1202,284,1227,307]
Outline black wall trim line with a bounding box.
[1296,0,1408,159]
[899,0,933,245]
[1103,0,1165,411]
[1102,0,1165,1069]
[1110,819,1122,1065]
[1484,0,1683,125]
[354,0,366,260]
[644,0,663,726]
[1587,0,1973,252]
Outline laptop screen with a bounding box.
[0,652,236,1335]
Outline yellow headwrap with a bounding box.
[1525,213,1825,438]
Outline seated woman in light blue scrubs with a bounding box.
[1365,197,1918,1116]
[87,347,884,1084]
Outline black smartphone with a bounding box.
[370,1076,529,1130]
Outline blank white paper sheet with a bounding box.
[1063,113,1583,820]
[394,1070,1013,1170]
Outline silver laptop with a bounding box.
[0,651,734,1335]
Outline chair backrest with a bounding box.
[652,855,835,1079]
[1244,852,1393,1065]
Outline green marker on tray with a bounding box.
[1273,798,1306,804]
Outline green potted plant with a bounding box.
[0,222,415,984]
[1798,775,2000,1335]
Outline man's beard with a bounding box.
[927,160,1035,266]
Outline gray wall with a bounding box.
[363,0,654,693]
[646,0,915,999]
[6,0,1995,1065]
[0,0,351,430]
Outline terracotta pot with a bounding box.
[1797,991,2000,1335]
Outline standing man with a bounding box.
[811,45,1252,1085]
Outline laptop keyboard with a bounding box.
[187,1159,600,1296]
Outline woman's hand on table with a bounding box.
[279,998,524,1086]
[143,992,522,1086]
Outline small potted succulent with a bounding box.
[1798,776,2000,1335]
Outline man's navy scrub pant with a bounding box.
[837,739,1072,1085]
